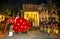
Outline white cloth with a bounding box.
[9,32,13,37]
[9,25,13,37]
[33,22,34,27]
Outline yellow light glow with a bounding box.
[54,29,59,34]
[0,15,2,17]
[0,15,5,22]
[47,28,51,34]
[24,11,39,27]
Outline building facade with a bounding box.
[21,4,59,27]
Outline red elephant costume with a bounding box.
[5,17,31,33]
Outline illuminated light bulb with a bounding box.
[15,22,16,23]
[15,27,17,29]
[23,23,25,24]
[25,26,26,28]
[21,26,23,28]
[18,24,19,25]
[20,20,22,22]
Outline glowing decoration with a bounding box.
[21,26,23,28]
[53,25,59,34]
[25,26,26,28]
[47,25,51,34]
[55,29,59,34]
[23,23,25,24]
[0,15,5,22]
[47,28,51,34]
[20,20,22,22]
[24,11,39,27]
[5,17,31,33]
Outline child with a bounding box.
[54,24,59,34]
[47,24,51,34]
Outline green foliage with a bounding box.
[5,9,11,15]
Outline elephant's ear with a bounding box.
[5,18,13,25]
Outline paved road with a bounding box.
[0,30,52,39]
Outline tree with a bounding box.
[5,9,11,16]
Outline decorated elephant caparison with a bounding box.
[5,17,31,33]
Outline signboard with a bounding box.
[0,15,5,22]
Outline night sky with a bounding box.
[0,0,60,10]
[0,0,60,19]
[0,0,60,6]
[0,0,59,4]
[0,0,47,4]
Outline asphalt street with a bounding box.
[0,30,53,39]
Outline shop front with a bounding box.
[24,11,39,27]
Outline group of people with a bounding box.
[40,20,59,34]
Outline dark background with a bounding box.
[0,0,60,9]
[0,0,60,19]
